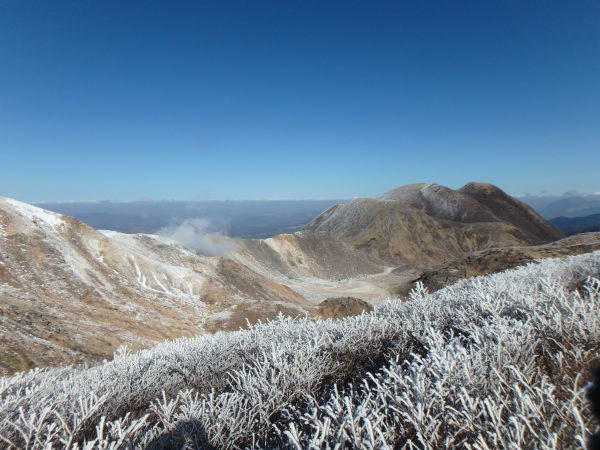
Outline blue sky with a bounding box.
[1,1,599,201]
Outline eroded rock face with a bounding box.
[0,198,214,374]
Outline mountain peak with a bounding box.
[379,183,431,202]
[458,181,516,201]
[305,182,564,264]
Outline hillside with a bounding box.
[0,252,598,448]
[0,184,585,375]
[0,197,390,374]
[306,182,563,265]
[403,232,600,295]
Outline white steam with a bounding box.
[158,218,238,256]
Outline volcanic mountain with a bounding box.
[305,182,563,266]
[1,182,595,375]
[0,197,384,373]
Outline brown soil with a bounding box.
[399,232,600,295]
[316,297,374,320]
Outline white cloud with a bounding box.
[158,218,238,256]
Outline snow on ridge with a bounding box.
[2,197,64,228]
[98,229,121,238]
[99,230,198,256]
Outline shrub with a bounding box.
[1,252,599,448]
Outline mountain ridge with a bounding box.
[0,182,584,374]
[305,182,563,265]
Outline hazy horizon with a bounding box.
[19,187,600,205]
[15,188,600,240]
[14,193,599,206]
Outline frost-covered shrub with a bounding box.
[0,251,599,448]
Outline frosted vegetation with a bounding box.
[1,252,599,448]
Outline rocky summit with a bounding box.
[305,182,564,265]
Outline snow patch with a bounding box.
[98,230,121,238]
[2,197,64,228]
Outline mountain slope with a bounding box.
[0,183,571,374]
[404,232,600,295]
[306,182,563,265]
[0,197,389,373]
[0,197,214,373]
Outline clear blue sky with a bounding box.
[1,1,599,201]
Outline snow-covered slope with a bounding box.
[0,197,218,373]
[0,198,396,374]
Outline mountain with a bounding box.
[521,194,600,218]
[0,182,580,374]
[305,182,563,266]
[0,197,384,374]
[550,213,600,236]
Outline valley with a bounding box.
[1,182,599,374]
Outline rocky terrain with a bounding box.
[1,182,593,374]
[403,232,600,295]
[0,197,387,373]
[1,252,598,448]
[306,182,563,265]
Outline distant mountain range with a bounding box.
[550,213,600,235]
[516,194,600,236]
[2,182,599,375]
[519,193,600,218]
[34,192,600,242]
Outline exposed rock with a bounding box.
[316,297,373,320]
[0,197,386,374]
